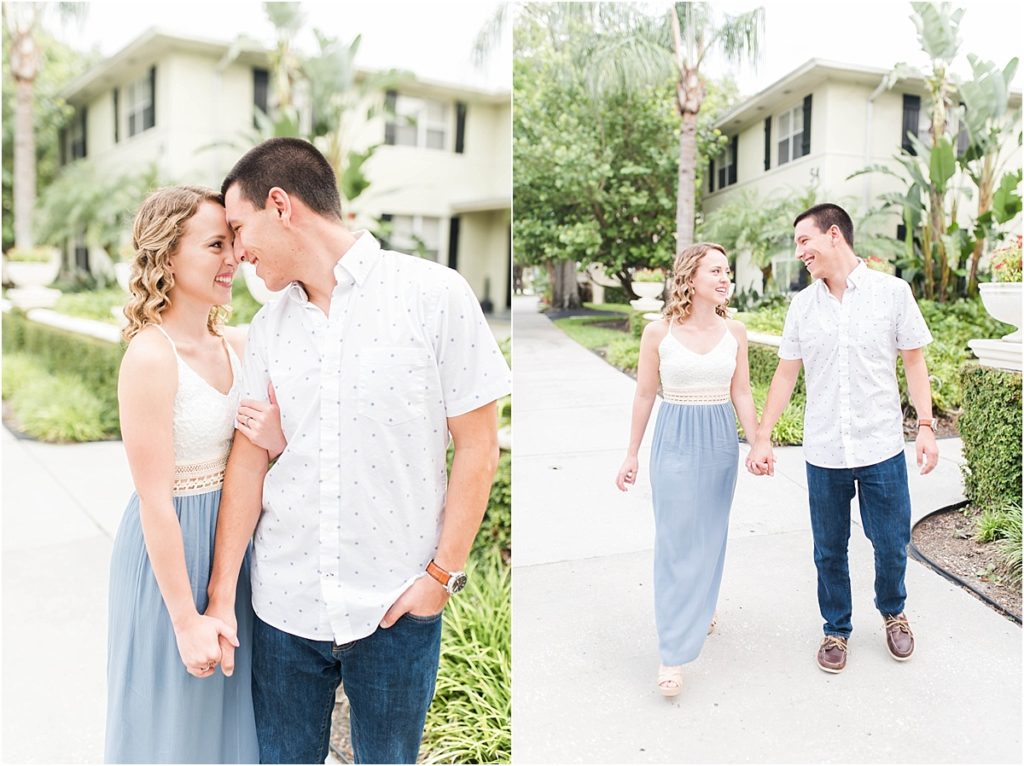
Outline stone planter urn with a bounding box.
[969,282,1022,372]
[629,280,665,314]
[5,247,62,309]
[241,262,286,304]
[979,282,1022,342]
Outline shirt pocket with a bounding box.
[357,347,430,426]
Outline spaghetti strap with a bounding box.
[151,324,177,352]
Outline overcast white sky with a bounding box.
[707,0,1022,96]
[50,1,511,91]
[49,1,1020,97]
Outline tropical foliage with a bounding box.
[850,2,1022,301]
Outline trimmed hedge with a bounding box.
[958,363,1022,510]
[2,309,123,436]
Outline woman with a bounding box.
[615,243,760,697]
[105,186,284,762]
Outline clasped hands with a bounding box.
[745,438,775,477]
[175,576,450,678]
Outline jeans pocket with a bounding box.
[403,610,444,624]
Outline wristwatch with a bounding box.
[426,560,468,595]
[917,418,935,430]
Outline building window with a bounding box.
[908,98,969,156]
[776,102,808,166]
[69,107,87,160]
[387,214,443,260]
[253,68,269,128]
[772,254,811,293]
[717,135,738,189]
[385,94,449,150]
[126,66,155,138]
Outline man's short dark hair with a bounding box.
[793,203,854,248]
[222,137,342,220]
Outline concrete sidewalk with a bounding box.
[511,295,1021,764]
[0,428,341,764]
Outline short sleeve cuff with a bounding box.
[444,378,511,419]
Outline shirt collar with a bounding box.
[815,258,868,295]
[333,230,381,287]
[284,230,382,304]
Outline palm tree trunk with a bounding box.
[675,64,702,251]
[676,109,697,250]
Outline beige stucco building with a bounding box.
[58,28,511,313]
[703,59,1021,294]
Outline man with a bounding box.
[746,203,938,674]
[203,138,510,763]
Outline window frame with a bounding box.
[385,94,451,151]
[775,102,807,166]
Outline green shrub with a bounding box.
[9,371,110,442]
[605,336,641,370]
[958,363,1022,510]
[748,382,805,446]
[629,309,651,339]
[228,278,263,326]
[3,310,123,437]
[974,501,1022,586]
[421,548,510,764]
[2,353,38,400]
[473,451,511,559]
[54,288,128,324]
[747,342,806,396]
[599,285,629,305]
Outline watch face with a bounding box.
[450,572,468,594]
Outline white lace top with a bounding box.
[658,319,737,404]
[152,325,241,495]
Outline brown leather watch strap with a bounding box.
[917,418,935,430]
[425,560,450,588]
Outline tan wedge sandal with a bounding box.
[657,664,683,697]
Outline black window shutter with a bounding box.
[253,68,269,128]
[801,94,812,156]
[81,105,87,158]
[448,216,461,269]
[729,134,738,185]
[113,89,119,143]
[708,158,715,193]
[901,94,920,154]
[145,65,156,130]
[455,101,466,154]
[763,116,771,171]
[59,126,67,166]
[380,213,393,249]
[384,91,397,145]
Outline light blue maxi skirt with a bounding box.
[650,401,738,665]
[105,489,259,764]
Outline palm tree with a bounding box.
[575,2,764,250]
[3,2,83,249]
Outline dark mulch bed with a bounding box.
[911,506,1021,622]
[543,307,626,320]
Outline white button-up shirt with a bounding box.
[240,232,511,643]
[778,261,933,469]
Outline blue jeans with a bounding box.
[252,612,443,764]
[805,452,912,638]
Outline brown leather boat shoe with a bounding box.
[816,635,848,673]
[884,613,915,661]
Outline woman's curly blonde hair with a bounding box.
[662,242,730,323]
[122,185,229,343]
